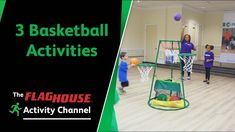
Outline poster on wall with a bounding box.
[220,12,235,63]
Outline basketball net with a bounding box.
[179,56,195,73]
[137,64,155,82]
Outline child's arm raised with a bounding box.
[181,25,186,41]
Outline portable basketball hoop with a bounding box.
[148,40,196,111]
[137,63,156,82]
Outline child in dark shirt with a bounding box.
[203,44,214,84]
[180,26,196,80]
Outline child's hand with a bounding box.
[206,59,212,62]
[182,24,187,29]
[130,64,136,67]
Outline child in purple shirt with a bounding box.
[203,44,214,84]
[180,26,196,80]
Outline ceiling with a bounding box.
[133,0,235,12]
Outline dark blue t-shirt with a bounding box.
[118,61,128,82]
[204,51,214,68]
[180,40,195,53]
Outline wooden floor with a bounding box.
[115,67,235,131]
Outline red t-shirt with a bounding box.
[224,31,231,40]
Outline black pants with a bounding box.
[205,67,211,80]
[225,40,230,47]
[181,60,191,77]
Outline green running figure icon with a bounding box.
[9,102,22,116]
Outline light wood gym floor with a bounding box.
[115,67,235,131]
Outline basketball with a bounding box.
[174,13,182,21]
[157,94,167,101]
[130,58,140,65]
[169,96,180,101]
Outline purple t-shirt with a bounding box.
[180,40,195,53]
[204,51,214,68]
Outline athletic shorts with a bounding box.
[225,40,230,46]
[121,81,129,87]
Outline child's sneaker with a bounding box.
[187,76,191,80]
[207,81,210,84]
[122,89,126,93]
[118,87,126,95]
[203,80,207,82]
[120,90,126,95]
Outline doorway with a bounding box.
[145,25,157,62]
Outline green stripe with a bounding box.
[178,53,196,56]
[97,0,132,131]
[0,0,6,22]
[120,0,132,37]
[137,63,156,67]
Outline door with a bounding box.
[146,25,157,62]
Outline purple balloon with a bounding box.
[174,13,182,21]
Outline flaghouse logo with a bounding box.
[25,92,92,103]
[9,92,93,118]
[9,102,22,117]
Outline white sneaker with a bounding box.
[118,87,126,95]
[187,77,191,80]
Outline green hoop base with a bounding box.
[148,98,190,111]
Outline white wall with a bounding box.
[182,7,204,60]
[203,12,223,60]
[166,7,182,40]
[142,7,182,43]
[122,6,182,50]
[121,8,144,49]
[121,5,235,68]
[141,7,167,43]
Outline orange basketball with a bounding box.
[130,58,140,65]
